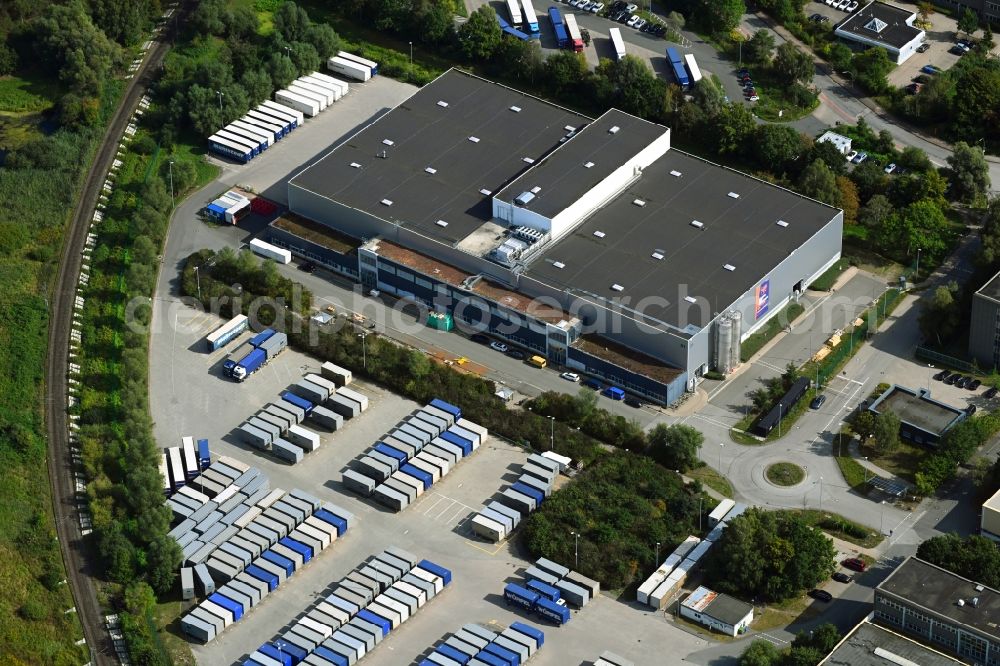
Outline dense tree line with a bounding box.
[913,409,1000,494]
[521,451,708,588]
[703,508,836,602]
[917,534,1000,587]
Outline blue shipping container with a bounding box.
[474,651,508,666]
[314,646,349,666]
[279,537,313,563]
[273,639,307,663]
[548,7,569,47]
[439,431,472,456]
[257,643,292,666]
[417,559,452,586]
[282,391,314,415]
[526,580,561,602]
[209,593,244,621]
[357,609,391,636]
[503,583,539,611]
[429,398,461,420]
[374,443,408,463]
[313,509,348,536]
[484,642,520,666]
[511,482,544,505]
[197,439,211,469]
[261,550,295,577]
[509,622,544,648]
[437,645,472,665]
[250,328,276,347]
[400,463,433,490]
[245,564,279,591]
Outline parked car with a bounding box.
[810,394,827,409]
[843,557,868,572]
[299,261,316,273]
[507,349,526,360]
[945,372,961,385]
[818,14,831,22]
[809,12,822,21]
[967,405,978,415]
[633,18,646,29]
[934,369,949,380]
[624,396,643,408]
[583,377,603,390]
[884,163,897,174]
[916,43,930,53]
[654,24,666,35]
[970,379,982,390]
[471,333,490,344]
[747,94,759,101]
[914,74,931,84]
[852,151,868,164]
[845,150,858,162]
[986,386,999,399]
[906,82,923,95]
[832,572,853,583]
[616,12,630,22]
[838,0,851,9]
[921,64,941,75]
[590,2,604,12]
[846,0,858,10]
[627,14,641,27]
[489,341,509,353]
[624,2,637,10]
[560,372,581,382]
[956,376,970,388]
[809,589,833,602]
[950,45,968,56]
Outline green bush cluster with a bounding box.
[915,409,1000,495]
[818,515,869,540]
[740,623,841,666]
[521,451,708,589]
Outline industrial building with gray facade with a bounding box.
[267,69,843,405]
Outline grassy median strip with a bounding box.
[787,509,883,549]
[686,464,735,498]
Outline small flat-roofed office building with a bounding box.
[284,69,842,404]
[679,586,753,637]
[820,617,963,666]
[969,269,1000,369]
[982,488,1000,542]
[875,557,1000,665]
[834,2,926,65]
[866,385,966,446]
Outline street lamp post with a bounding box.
[719,442,723,471]
[276,641,287,665]
[548,415,555,451]
[168,160,175,205]
[216,90,224,112]
[571,531,579,569]
[193,265,202,301]
[927,364,934,392]
[655,541,660,568]
[915,247,922,279]
[863,457,869,485]
[819,476,824,511]
[409,41,413,65]
[358,332,367,370]
[778,403,783,437]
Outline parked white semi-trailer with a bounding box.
[260,100,303,126]
[285,84,327,111]
[684,53,703,84]
[274,89,320,117]
[299,75,343,103]
[337,51,378,76]
[327,56,370,82]
[609,27,626,61]
[248,238,292,264]
[292,77,338,105]
[307,71,349,97]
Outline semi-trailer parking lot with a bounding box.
[151,78,709,665]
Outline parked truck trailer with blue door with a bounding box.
[504,583,539,611]
[282,391,314,416]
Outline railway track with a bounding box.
[43,7,187,664]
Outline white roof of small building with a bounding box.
[817,131,852,153]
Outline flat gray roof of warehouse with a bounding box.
[526,149,840,332]
[835,1,921,50]
[288,68,589,245]
[494,109,668,219]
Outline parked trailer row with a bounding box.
[327,55,371,82]
[242,551,449,666]
[224,329,287,381]
[180,495,353,642]
[345,402,484,511]
[471,454,559,542]
[417,622,545,666]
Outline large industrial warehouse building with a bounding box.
[274,69,843,404]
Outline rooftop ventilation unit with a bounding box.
[684,296,698,304]
[382,139,395,146]
[436,220,448,228]
[727,191,740,199]
[350,162,362,169]
[776,220,789,227]
[510,105,522,113]
[514,191,536,206]
[523,157,535,164]
[469,136,480,143]
[425,167,437,174]
[670,170,682,177]
[437,100,449,108]
[553,261,565,269]
[651,251,664,260]
[380,199,393,206]
[633,199,646,207]
[584,161,595,169]
[723,264,736,272]
[593,230,606,238]
[513,226,544,244]
[480,188,492,195]
[690,220,704,229]
[608,126,620,134]
[611,284,624,292]
[531,186,542,194]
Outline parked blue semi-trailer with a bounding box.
[496,14,531,41]
[197,438,211,470]
[510,622,544,647]
[535,597,570,625]
[417,559,452,585]
[430,398,461,420]
[232,347,266,382]
[526,579,561,602]
[666,47,690,88]
[282,391,314,416]
[504,583,540,611]
[548,7,569,48]
[249,328,276,347]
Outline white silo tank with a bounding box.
[729,310,743,370]
[716,315,733,374]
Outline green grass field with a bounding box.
[0,73,59,114]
